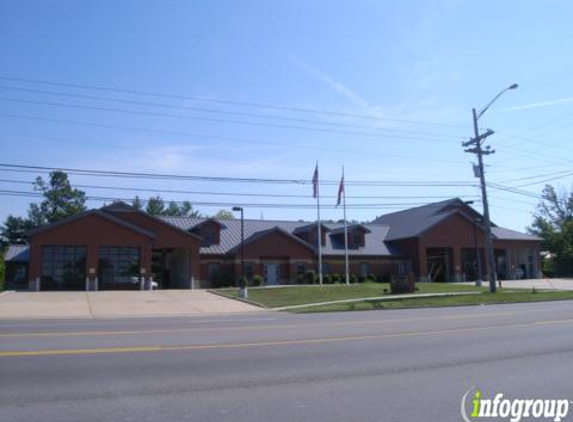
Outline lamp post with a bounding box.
[232,206,246,297]
[465,83,518,293]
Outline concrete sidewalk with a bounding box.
[0,290,264,320]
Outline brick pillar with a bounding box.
[452,247,462,282]
[418,244,427,282]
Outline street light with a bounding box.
[232,206,246,297]
[470,83,518,293]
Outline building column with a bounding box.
[452,247,462,282]
[28,244,42,292]
[418,244,428,282]
[140,244,152,290]
[189,248,201,289]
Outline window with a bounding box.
[245,262,254,281]
[98,247,140,290]
[41,246,86,291]
[296,262,306,276]
[353,231,362,247]
[321,262,330,274]
[13,265,27,284]
[396,261,412,275]
[208,263,220,280]
[360,262,369,276]
[202,227,215,246]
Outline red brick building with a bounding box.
[4,199,542,291]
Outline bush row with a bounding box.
[296,270,392,284]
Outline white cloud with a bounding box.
[288,55,370,109]
[505,96,573,111]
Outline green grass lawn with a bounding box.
[212,282,485,308]
[292,290,573,313]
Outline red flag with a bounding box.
[337,175,344,207]
[312,165,318,198]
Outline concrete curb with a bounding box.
[0,311,273,322]
[272,292,482,311]
[207,289,269,309]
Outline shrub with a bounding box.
[238,276,248,289]
[322,274,332,284]
[331,273,341,283]
[303,270,317,284]
[369,273,379,283]
[252,275,263,287]
[350,274,358,284]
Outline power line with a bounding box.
[0,189,466,210]
[0,129,469,165]
[0,163,478,187]
[487,182,543,199]
[0,75,467,129]
[497,169,573,185]
[513,171,573,188]
[0,96,463,143]
[0,178,480,201]
[497,131,573,153]
[0,85,466,139]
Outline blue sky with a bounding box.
[1,0,572,231]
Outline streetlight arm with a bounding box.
[476,83,519,120]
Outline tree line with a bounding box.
[0,171,234,248]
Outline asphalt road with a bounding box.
[2,301,573,422]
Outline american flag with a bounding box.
[337,175,344,207]
[312,164,318,198]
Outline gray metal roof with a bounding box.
[492,227,542,241]
[372,199,461,240]
[373,198,539,242]
[160,217,398,257]
[4,244,29,262]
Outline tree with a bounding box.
[145,196,165,215]
[0,216,32,248]
[0,250,4,291]
[213,210,234,220]
[141,196,201,217]
[132,196,144,210]
[1,171,86,245]
[528,184,573,276]
[29,171,87,225]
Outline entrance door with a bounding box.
[264,263,280,285]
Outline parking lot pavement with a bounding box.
[0,290,263,320]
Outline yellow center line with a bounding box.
[0,311,519,338]
[2,318,573,358]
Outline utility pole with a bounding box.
[463,83,518,294]
[464,115,497,293]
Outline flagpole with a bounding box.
[316,162,323,286]
[343,166,349,286]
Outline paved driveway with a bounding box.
[0,290,263,319]
[498,278,573,290]
[459,278,573,291]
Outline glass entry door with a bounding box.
[264,263,280,285]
